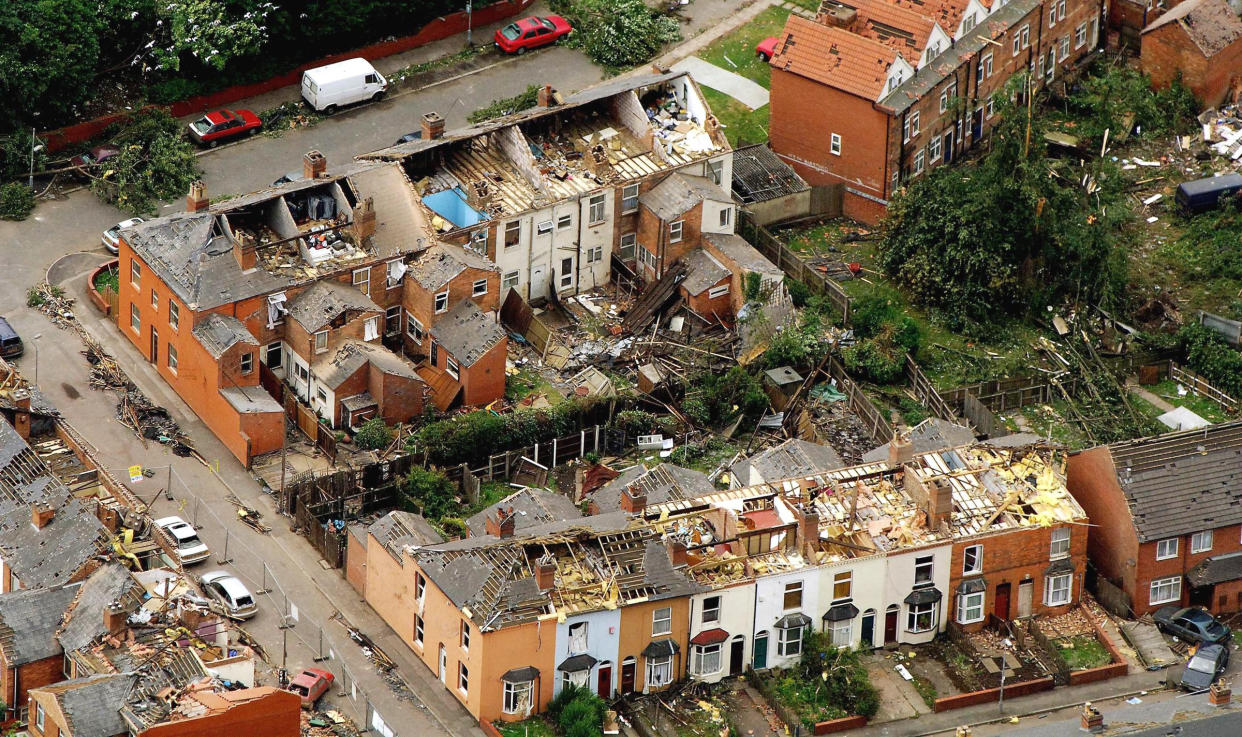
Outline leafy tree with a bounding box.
[0,183,34,221]
[0,0,103,130]
[687,366,768,426]
[552,0,680,69]
[354,418,394,450]
[0,130,47,182]
[147,0,276,72]
[1179,323,1242,398]
[469,85,541,123]
[1063,59,1199,143]
[91,110,201,214]
[797,632,879,719]
[402,467,458,520]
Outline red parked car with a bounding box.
[287,668,335,709]
[187,109,262,147]
[494,15,573,54]
[756,37,780,62]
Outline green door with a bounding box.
[753,632,768,669]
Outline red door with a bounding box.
[596,664,612,699]
[884,608,898,644]
[995,583,1011,621]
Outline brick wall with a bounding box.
[1066,447,1140,612]
[1142,23,1242,108]
[683,279,733,322]
[636,203,704,279]
[136,688,301,737]
[1,656,65,719]
[458,341,506,407]
[345,530,367,596]
[370,367,425,422]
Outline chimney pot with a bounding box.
[32,503,54,529]
[621,483,647,515]
[104,602,127,636]
[486,506,517,538]
[186,180,209,213]
[421,112,445,140]
[304,150,327,180]
[537,84,558,108]
[888,430,913,467]
[534,554,556,591]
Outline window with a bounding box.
[962,12,976,32]
[939,89,950,114]
[707,159,724,186]
[1045,48,1055,83]
[503,680,533,714]
[719,207,732,227]
[35,703,44,732]
[1013,24,1030,55]
[622,183,640,212]
[692,643,722,675]
[446,356,460,380]
[914,555,934,585]
[1050,528,1070,559]
[352,267,370,294]
[130,304,141,334]
[1044,573,1072,606]
[168,300,179,330]
[1075,22,1087,48]
[461,621,471,650]
[977,53,992,83]
[316,388,327,405]
[707,284,729,299]
[957,591,985,624]
[416,573,426,601]
[1192,530,1214,554]
[702,595,721,623]
[619,233,637,260]
[646,655,672,687]
[504,220,521,248]
[986,95,996,118]
[559,257,574,289]
[669,221,684,243]
[536,220,554,236]
[904,111,920,141]
[907,602,937,633]
[435,290,449,314]
[314,331,328,353]
[1156,538,1178,560]
[240,353,253,374]
[414,614,424,646]
[1058,37,1069,61]
[833,571,852,602]
[385,305,401,335]
[913,149,925,175]
[364,315,380,341]
[830,133,842,155]
[830,618,852,647]
[1057,0,1066,19]
[588,193,606,224]
[639,246,658,270]
[131,259,141,287]
[652,607,672,636]
[265,342,282,369]
[406,312,425,343]
[926,40,942,60]
[963,545,982,575]
[778,624,804,656]
[472,279,488,297]
[561,670,588,690]
[1049,5,1057,25]
[458,662,469,695]
[586,244,603,263]
[1150,576,1182,605]
[557,213,573,229]
[151,290,158,310]
[167,344,178,373]
[569,622,588,652]
[783,581,803,610]
[386,259,405,288]
[929,134,942,162]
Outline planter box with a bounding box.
[87,260,120,317]
[813,715,867,734]
[932,676,1055,712]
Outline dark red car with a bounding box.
[187,109,262,147]
[756,37,780,62]
[494,15,572,54]
[288,668,334,709]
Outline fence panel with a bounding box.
[740,213,852,323]
[1201,310,1242,346]
[1170,362,1237,411]
[826,357,893,444]
[905,355,958,422]
[963,394,1007,439]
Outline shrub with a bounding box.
[614,409,657,436]
[1179,323,1242,398]
[0,183,35,221]
[469,85,541,123]
[401,467,458,520]
[689,366,768,425]
[1064,60,1199,143]
[786,278,811,308]
[549,685,606,737]
[354,418,394,450]
[551,0,680,69]
[843,336,905,384]
[413,398,599,466]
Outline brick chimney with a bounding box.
[485,506,517,538]
[795,504,820,557]
[421,112,445,140]
[666,539,688,567]
[816,1,857,27]
[888,415,913,467]
[10,388,31,439]
[925,477,954,530]
[1211,681,1232,706]
[351,196,377,243]
[537,84,559,108]
[621,483,647,515]
[304,150,327,180]
[186,180,209,213]
[1080,703,1103,733]
[232,227,257,271]
[32,503,55,529]
[104,601,127,636]
[534,554,556,591]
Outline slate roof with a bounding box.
[0,498,108,589]
[733,439,843,486]
[1107,420,1242,542]
[771,16,897,101]
[588,463,716,514]
[192,314,258,359]
[1189,551,1242,587]
[0,584,78,665]
[58,563,144,652]
[409,244,497,290]
[45,673,136,737]
[367,510,443,561]
[730,144,808,205]
[703,232,782,279]
[0,417,74,509]
[681,249,731,296]
[1142,0,1242,56]
[862,418,976,464]
[428,300,506,367]
[313,339,423,390]
[466,488,583,537]
[640,173,730,221]
[287,280,383,333]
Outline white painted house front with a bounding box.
[687,583,756,683]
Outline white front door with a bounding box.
[438,644,447,683]
[1018,581,1034,618]
[530,265,549,302]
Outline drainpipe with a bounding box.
[575,193,586,297]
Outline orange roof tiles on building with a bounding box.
[848,0,938,60]
[889,0,974,33]
[771,15,898,100]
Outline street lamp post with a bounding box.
[466,0,473,46]
[31,333,41,386]
[28,129,43,189]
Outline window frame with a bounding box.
[559,257,574,289]
[446,355,460,380]
[265,341,282,369]
[1044,572,1073,606]
[652,606,672,636]
[557,213,573,229]
[1074,22,1087,48]
[702,595,721,624]
[503,680,533,714]
[414,614,425,646]
[963,545,983,575]
[957,591,985,624]
[914,555,934,585]
[314,330,328,353]
[1191,530,1214,554]
[913,149,926,175]
[240,353,254,375]
[416,573,426,601]
[719,206,732,228]
[151,289,158,311]
[1050,528,1071,559]
[385,305,401,336]
[131,259,141,287]
[458,662,469,695]
[536,220,554,236]
[829,617,852,648]
[646,655,673,687]
[621,183,640,213]
[167,344,178,374]
[777,624,804,656]
[461,621,471,651]
[352,267,370,294]
[691,643,722,676]
[168,300,179,331]
[783,580,804,611]
[707,159,724,186]
[472,279,488,297]
[619,232,637,260]
[669,220,684,243]
[830,133,842,156]
[406,311,426,343]
[1156,537,1178,560]
[35,703,44,732]
[1150,576,1182,605]
[435,290,449,314]
[832,571,852,602]
[929,133,942,162]
[707,284,729,299]
[906,602,937,633]
[588,193,606,224]
[501,271,520,293]
[504,220,521,249]
[130,304,141,335]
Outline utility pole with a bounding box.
[466,0,473,46]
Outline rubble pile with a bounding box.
[301,708,360,737]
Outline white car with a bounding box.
[102,217,144,255]
[198,571,259,620]
[154,515,210,565]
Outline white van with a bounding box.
[301,58,388,113]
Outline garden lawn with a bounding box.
[1056,636,1112,671]
[1145,379,1233,424]
[694,6,791,146]
[495,718,557,737]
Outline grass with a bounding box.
[911,676,938,709]
[93,267,119,295]
[999,401,1093,450]
[787,0,822,11]
[693,6,790,146]
[494,718,558,737]
[1055,636,1113,671]
[1146,378,1233,423]
[772,671,850,728]
[506,365,565,404]
[666,435,738,475]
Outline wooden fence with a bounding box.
[1170,362,1237,411]
[941,374,1086,414]
[1201,310,1242,346]
[431,424,620,484]
[740,214,852,323]
[286,458,413,567]
[904,355,959,422]
[825,357,893,445]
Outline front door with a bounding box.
[729,637,745,675]
[995,583,1011,621]
[620,659,636,694]
[438,644,446,683]
[942,130,955,165]
[1018,581,1034,618]
[971,108,984,142]
[753,632,768,669]
[530,265,549,303]
[150,327,159,365]
[596,663,612,699]
[884,606,899,644]
[861,610,876,648]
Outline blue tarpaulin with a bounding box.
[422,187,487,228]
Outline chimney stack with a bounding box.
[11,389,31,440]
[104,601,127,636]
[888,416,913,467]
[304,150,327,180]
[351,196,377,242]
[795,504,821,557]
[537,85,558,108]
[421,112,445,140]
[534,554,556,591]
[486,506,517,538]
[666,539,688,567]
[186,180,209,213]
[621,483,647,515]
[32,503,54,530]
[232,227,257,271]
[816,2,857,27]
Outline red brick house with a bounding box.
[1067,421,1242,616]
[769,0,1102,223]
[423,299,507,410]
[1141,0,1242,108]
[0,586,78,718]
[636,173,736,280]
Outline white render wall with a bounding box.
[687,584,756,683]
[810,554,889,650]
[752,567,820,670]
[884,544,953,645]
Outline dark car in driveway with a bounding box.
[1180,643,1230,691]
[1155,606,1232,646]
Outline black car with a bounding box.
[1180,643,1230,691]
[0,318,22,359]
[394,130,422,145]
[1154,606,1233,646]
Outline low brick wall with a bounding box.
[932,676,1055,713]
[480,720,504,737]
[86,260,119,316]
[1069,608,1130,686]
[813,715,867,734]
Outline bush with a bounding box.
[786,278,811,308]
[401,467,458,520]
[843,336,905,384]
[614,409,657,436]
[1063,60,1199,143]
[92,110,201,215]
[548,685,606,737]
[551,0,680,69]
[469,85,541,123]
[688,366,768,426]
[1179,323,1242,398]
[0,130,46,181]
[413,398,599,466]
[0,183,35,221]
[354,418,394,450]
